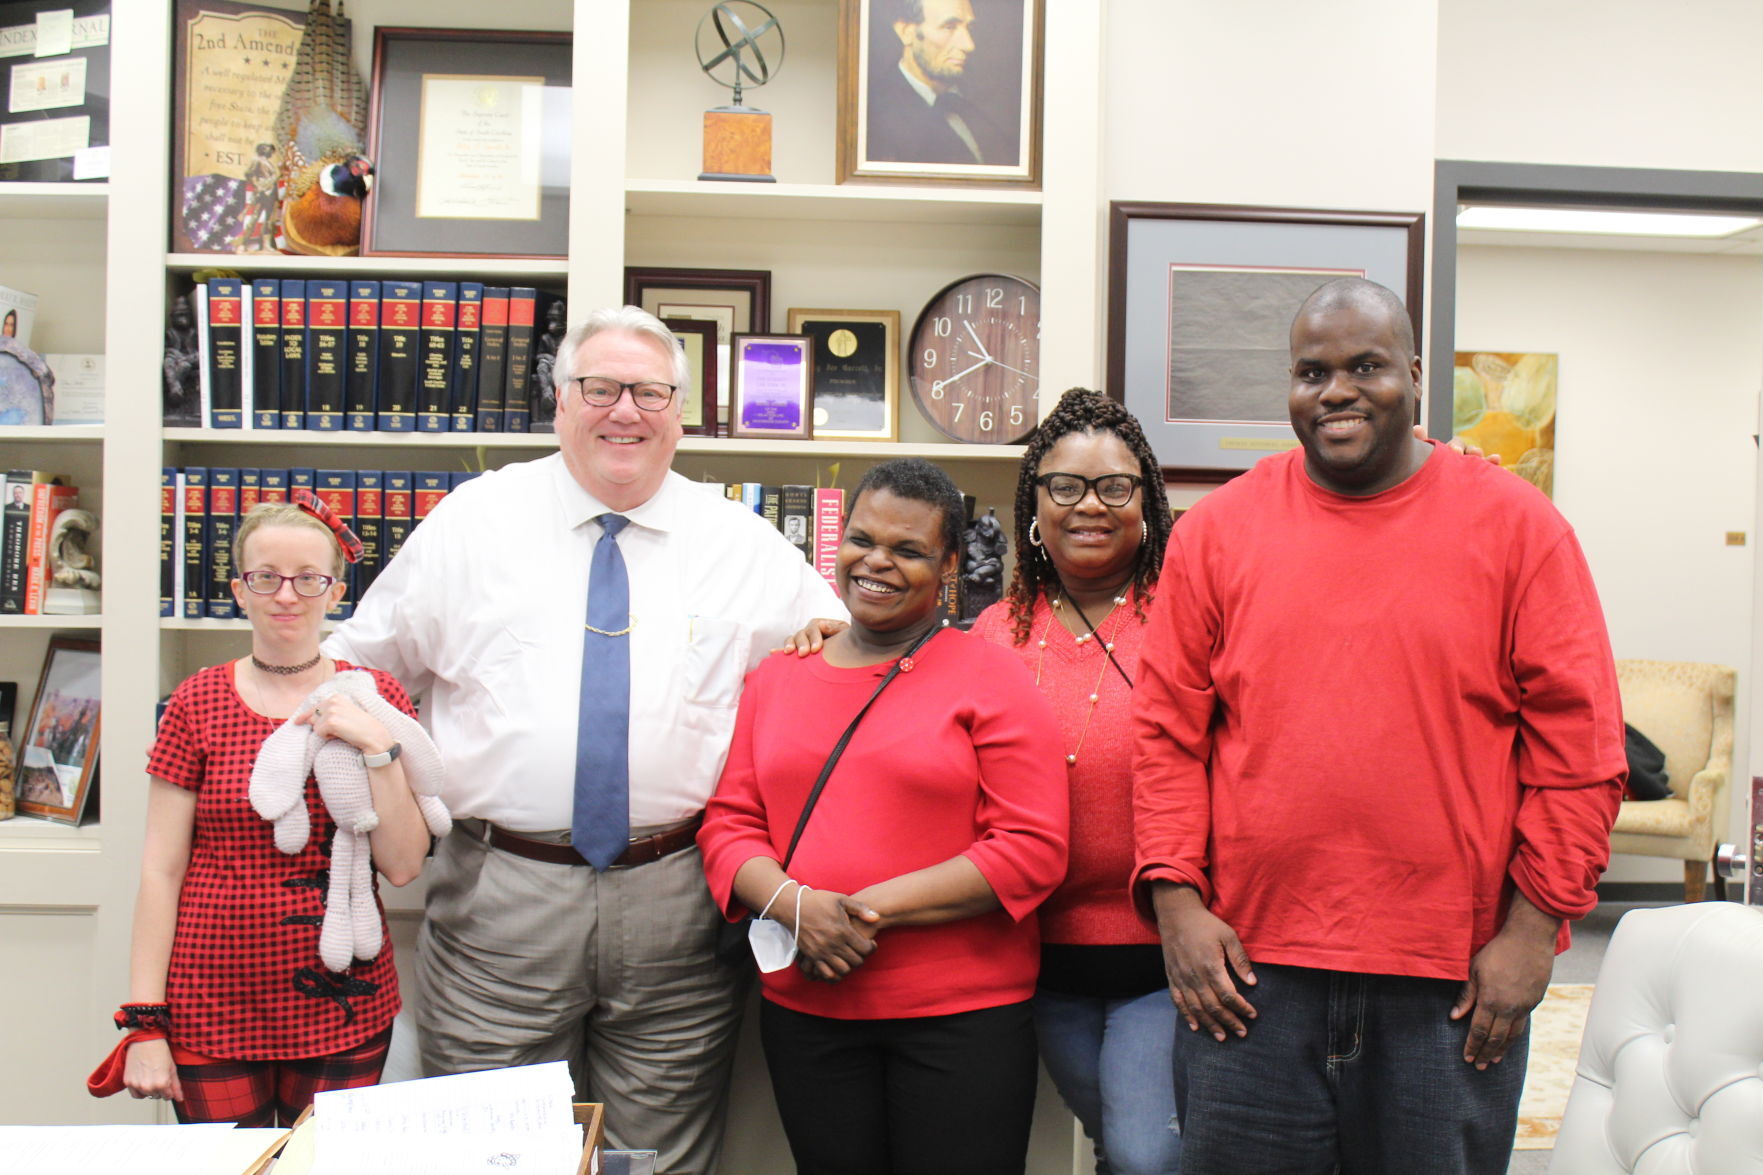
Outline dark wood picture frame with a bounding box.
[728,333,815,441]
[627,268,772,437]
[362,27,572,259]
[1107,201,1424,481]
[0,0,112,186]
[836,0,1042,187]
[14,637,101,825]
[664,317,719,437]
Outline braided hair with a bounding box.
[1003,388,1173,645]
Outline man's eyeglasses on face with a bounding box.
[241,570,338,597]
[1035,473,1144,507]
[571,377,677,412]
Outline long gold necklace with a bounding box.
[1034,594,1125,766]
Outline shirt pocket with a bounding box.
[682,615,752,710]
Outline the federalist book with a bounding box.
[181,467,208,619]
[451,282,483,431]
[279,280,306,429]
[376,281,421,432]
[305,282,348,430]
[346,281,381,431]
[206,468,239,619]
[475,288,509,432]
[205,278,244,429]
[418,282,457,433]
[249,279,281,430]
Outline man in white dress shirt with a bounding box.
[327,306,842,1175]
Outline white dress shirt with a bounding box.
[326,455,844,831]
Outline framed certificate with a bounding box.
[664,317,718,437]
[729,334,813,441]
[363,28,571,258]
[786,308,899,441]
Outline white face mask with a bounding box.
[750,880,806,973]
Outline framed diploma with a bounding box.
[664,317,718,437]
[363,28,571,259]
[729,333,814,441]
[786,308,899,441]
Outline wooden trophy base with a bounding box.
[701,106,776,183]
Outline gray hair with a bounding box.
[550,305,692,401]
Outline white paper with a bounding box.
[0,14,105,59]
[72,143,107,178]
[0,1124,287,1175]
[33,9,72,57]
[9,54,85,112]
[43,353,103,423]
[414,74,545,222]
[0,113,87,162]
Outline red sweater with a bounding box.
[973,595,1156,947]
[699,628,1069,1019]
[1132,445,1625,982]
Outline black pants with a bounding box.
[759,997,1038,1175]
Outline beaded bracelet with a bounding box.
[114,1003,172,1033]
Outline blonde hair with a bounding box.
[233,502,348,578]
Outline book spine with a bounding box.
[206,468,239,619]
[448,471,480,491]
[759,484,782,532]
[475,288,509,431]
[529,291,564,434]
[289,468,317,504]
[278,280,306,429]
[741,483,762,514]
[346,280,381,431]
[304,281,347,431]
[355,470,383,600]
[813,488,844,589]
[413,472,448,524]
[181,467,208,619]
[238,467,262,515]
[315,470,356,620]
[160,468,175,617]
[171,470,186,614]
[382,471,414,567]
[451,282,482,431]
[725,483,743,503]
[260,467,289,504]
[23,481,76,614]
[418,282,457,432]
[780,484,813,563]
[0,471,32,614]
[503,287,537,433]
[250,279,281,429]
[376,281,420,432]
[205,278,244,429]
[194,284,212,426]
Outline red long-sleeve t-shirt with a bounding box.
[1132,444,1625,981]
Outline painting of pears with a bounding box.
[1453,351,1557,497]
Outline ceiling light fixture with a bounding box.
[1456,206,1762,238]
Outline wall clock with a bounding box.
[907,274,1040,444]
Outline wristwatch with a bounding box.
[363,742,402,768]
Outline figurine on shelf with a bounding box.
[960,506,1007,623]
[45,508,101,616]
[230,142,284,253]
[163,294,200,426]
[272,0,372,256]
[530,297,568,431]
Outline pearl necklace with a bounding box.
[1034,594,1126,766]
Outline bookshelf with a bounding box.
[1,3,1105,1162]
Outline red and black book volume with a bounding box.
[250,279,281,430]
[418,281,457,433]
[305,282,348,431]
[205,277,244,429]
[346,280,380,431]
[376,281,421,432]
[278,280,306,429]
[475,288,509,432]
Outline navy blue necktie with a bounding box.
[573,513,631,869]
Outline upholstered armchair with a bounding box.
[1610,660,1736,902]
[1547,901,1763,1175]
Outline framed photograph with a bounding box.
[787,308,899,441]
[15,637,100,824]
[664,317,719,437]
[728,333,814,441]
[1107,202,1424,479]
[837,0,1041,186]
[0,0,110,185]
[627,268,771,436]
[362,28,572,259]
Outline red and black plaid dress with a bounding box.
[147,661,415,1061]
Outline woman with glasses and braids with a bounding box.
[113,494,430,1124]
[966,387,1182,1175]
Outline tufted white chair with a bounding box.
[1547,902,1763,1174]
[1610,660,1736,902]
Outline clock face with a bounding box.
[907,274,1040,444]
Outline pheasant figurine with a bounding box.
[272,0,373,256]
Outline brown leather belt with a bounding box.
[478,817,703,869]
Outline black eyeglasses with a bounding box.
[1035,472,1144,507]
[570,377,677,412]
[241,570,338,597]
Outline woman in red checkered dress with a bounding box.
[119,498,432,1125]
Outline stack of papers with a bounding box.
[311,1061,581,1175]
[0,1124,287,1175]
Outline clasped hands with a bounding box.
[778,883,884,983]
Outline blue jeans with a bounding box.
[1034,987,1183,1175]
[1175,963,1527,1175]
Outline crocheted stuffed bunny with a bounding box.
[249,670,451,972]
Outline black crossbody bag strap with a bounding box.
[780,622,945,869]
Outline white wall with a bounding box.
[1455,243,1763,880]
[1436,0,1763,171]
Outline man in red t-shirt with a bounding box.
[1132,277,1625,1174]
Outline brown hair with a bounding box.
[232,502,348,579]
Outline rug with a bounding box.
[1514,983,1596,1149]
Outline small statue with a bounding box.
[231,142,282,252]
[530,297,568,430]
[272,1,372,257]
[44,508,100,615]
[163,294,200,425]
[961,506,1007,623]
